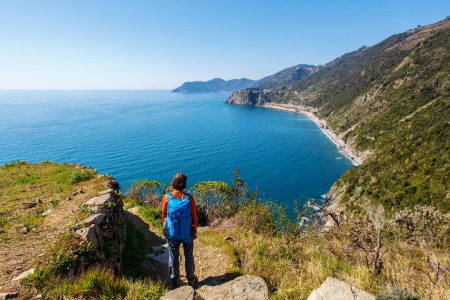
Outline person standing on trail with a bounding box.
[162,173,198,290]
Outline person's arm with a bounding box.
[162,194,168,224]
[189,195,198,235]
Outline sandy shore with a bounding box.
[262,103,364,166]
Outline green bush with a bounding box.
[68,168,96,184]
[138,206,163,233]
[127,180,166,208]
[193,169,255,224]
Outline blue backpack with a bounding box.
[165,193,192,241]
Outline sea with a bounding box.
[0,90,354,212]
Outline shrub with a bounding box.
[393,205,449,246]
[193,169,255,224]
[376,287,420,300]
[239,200,277,235]
[127,180,166,208]
[138,206,163,233]
[68,168,96,184]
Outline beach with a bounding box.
[262,103,365,166]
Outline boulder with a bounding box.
[84,193,115,207]
[201,275,268,300]
[11,268,35,282]
[80,213,106,226]
[307,277,375,300]
[160,286,195,300]
[75,224,100,247]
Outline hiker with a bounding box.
[162,173,198,290]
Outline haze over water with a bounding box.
[0,90,353,211]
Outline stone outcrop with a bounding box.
[307,277,375,300]
[201,275,268,300]
[160,275,268,300]
[74,182,126,273]
[160,286,195,300]
[11,268,35,282]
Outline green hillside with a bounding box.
[227,19,450,214]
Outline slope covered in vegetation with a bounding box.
[227,18,450,214]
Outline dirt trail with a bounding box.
[126,207,234,291]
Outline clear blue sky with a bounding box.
[0,0,448,89]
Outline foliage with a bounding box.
[393,205,449,246]
[127,179,166,208]
[138,205,163,233]
[376,287,420,300]
[68,168,96,184]
[192,169,256,223]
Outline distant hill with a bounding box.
[172,64,319,93]
[172,78,256,93]
[255,64,319,88]
[227,18,450,214]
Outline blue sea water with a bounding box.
[0,90,353,212]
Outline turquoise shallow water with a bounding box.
[0,90,353,212]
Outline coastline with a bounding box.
[262,103,364,166]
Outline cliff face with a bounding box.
[227,18,450,213]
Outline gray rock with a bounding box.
[18,224,28,234]
[98,188,114,195]
[75,224,100,247]
[200,275,268,300]
[307,277,375,300]
[80,213,106,226]
[84,193,115,207]
[150,245,169,266]
[11,268,35,281]
[160,286,195,300]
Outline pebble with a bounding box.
[41,209,54,216]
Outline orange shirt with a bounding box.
[162,190,198,234]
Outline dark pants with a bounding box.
[168,239,195,280]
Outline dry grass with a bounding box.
[199,224,449,300]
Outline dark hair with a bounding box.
[171,173,187,191]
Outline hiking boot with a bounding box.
[187,276,198,288]
[169,277,179,290]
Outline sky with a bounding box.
[0,0,448,89]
